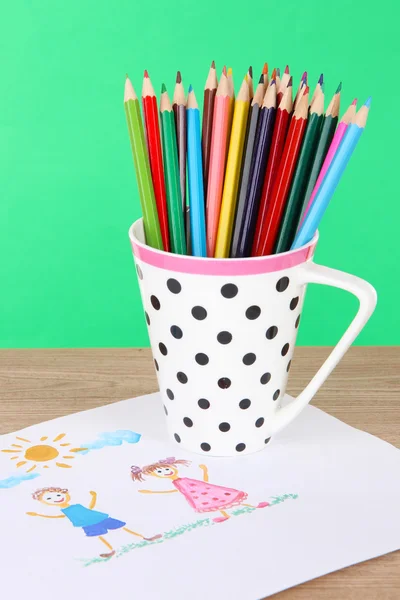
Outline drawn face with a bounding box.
[40,491,71,506]
[150,466,177,479]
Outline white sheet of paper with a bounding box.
[1,392,399,600]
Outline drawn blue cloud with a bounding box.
[79,430,141,455]
[0,473,41,489]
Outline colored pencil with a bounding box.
[274,88,324,253]
[255,87,309,255]
[262,62,269,91]
[311,73,324,105]
[275,68,281,94]
[160,84,187,255]
[252,79,293,255]
[172,71,187,220]
[246,66,254,100]
[230,74,264,257]
[214,79,251,257]
[294,71,307,109]
[292,98,371,249]
[141,71,170,252]
[277,65,290,105]
[233,80,277,257]
[227,67,235,137]
[201,60,218,199]
[301,98,357,225]
[206,71,231,257]
[124,77,163,250]
[187,86,207,257]
[298,83,341,226]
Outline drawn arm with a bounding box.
[26,512,66,519]
[89,491,97,509]
[199,464,209,482]
[139,489,178,494]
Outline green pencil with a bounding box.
[274,89,324,254]
[124,76,163,250]
[160,84,187,255]
[298,84,341,224]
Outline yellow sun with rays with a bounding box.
[1,433,87,472]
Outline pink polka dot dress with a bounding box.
[173,477,247,512]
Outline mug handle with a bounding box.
[269,262,377,435]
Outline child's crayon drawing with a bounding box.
[27,486,161,558]
[131,457,269,522]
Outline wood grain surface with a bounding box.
[0,346,399,598]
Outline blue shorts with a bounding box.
[83,517,126,537]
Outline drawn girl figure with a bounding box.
[27,487,161,558]
[131,458,269,523]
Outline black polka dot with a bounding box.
[221,283,238,298]
[287,360,292,372]
[136,264,143,280]
[243,353,256,366]
[150,295,161,310]
[217,331,232,344]
[183,417,193,427]
[145,312,150,325]
[260,372,271,385]
[163,405,168,416]
[266,326,278,339]
[273,389,280,401]
[290,296,299,310]
[281,343,289,356]
[218,377,231,389]
[264,437,271,445]
[239,398,251,409]
[201,442,211,452]
[195,353,209,366]
[255,417,264,428]
[174,433,181,443]
[154,359,159,371]
[192,306,207,320]
[166,388,174,400]
[167,278,181,294]
[159,342,168,356]
[170,325,183,339]
[295,314,301,328]
[177,371,188,384]
[198,398,210,409]
[276,276,289,292]
[236,443,246,452]
[245,305,261,320]
[219,422,231,432]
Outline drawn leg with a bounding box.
[213,509,230,523]
[123,526,162,542]
[98,535,115,558]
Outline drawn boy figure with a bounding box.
[27,487,161,558]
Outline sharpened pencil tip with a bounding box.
[288,76,293,87]
[304,85,310,94]
[211,60,215,69]
[144,69,149,78]
[188,84,193,93]
[302,71,307,81]
[352,98,358,106]
[176,71,182,83]
[284,65,289,74]
[258,74,264,84]
[161,83,167,93]
[262,62,268,75]
[248,66,253,77]
[318,73,324,85]
[125,73,129,79]
[364,96,372,108]
[270,79,276,86]
[336,82,342,93]
[271,68,276,79]
[276,67,281,77]
[222,65,227,76]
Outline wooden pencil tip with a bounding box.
[161,83,167,93]
[222,65,227,76]
[288,76,293,87]
[284,65,289,74]
[227,67,233,76]
[364,96,372,108]
[271,68,276,79]
[276,67,281,77]
[211,60,215,69]
[304,85,310,94]
[188,84,193,93]
[258,73,264,84]
[302,71,307,81]
[248,66,253,77]
[176,71,182,83]
[144,69,149,78]
[270,79,276,86]
[336,82,342,94]
[262,62,268,75]
[352,98,358,106]
[318,73,324,85]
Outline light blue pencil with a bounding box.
[187,86,207,257]
[292,97,371,250]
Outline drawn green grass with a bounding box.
[79,494,298,567]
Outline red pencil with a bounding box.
[142,70,170,251]
[277,64,290,105]
[253,87,309,256]
[252,79,293,255]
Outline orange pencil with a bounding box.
[262,62,269,91]
[206,71,231,257]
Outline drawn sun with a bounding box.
[1,433,87,472]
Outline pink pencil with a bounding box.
[206,68,231,256]
[300,98,357,224]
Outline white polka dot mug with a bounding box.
[130,219,377,457]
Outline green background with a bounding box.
[0,0,398,348]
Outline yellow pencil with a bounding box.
[227,67,235,135]
[214,79,250,257]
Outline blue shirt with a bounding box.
[61,504,109,527]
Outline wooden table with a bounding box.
[0,347,399,598]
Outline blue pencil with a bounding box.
[292,97,371,249]
[187,86,207,257]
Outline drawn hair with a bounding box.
[130,457,190,482]
[32,487,69,501]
